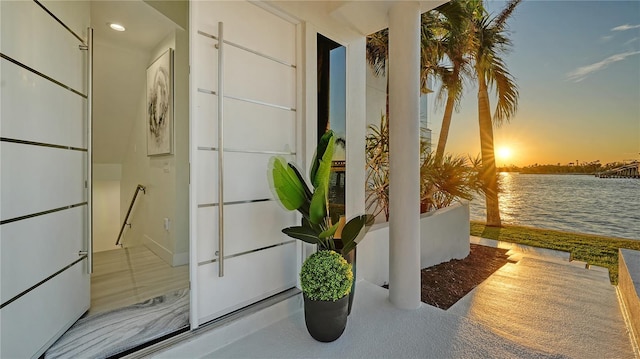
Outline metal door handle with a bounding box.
[217,21,225,277]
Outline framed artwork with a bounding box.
[146,48,173,156]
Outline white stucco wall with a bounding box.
[357,201,471,285]
[618,249,640,346]
[420,201,470,268]
[356,222,391,285]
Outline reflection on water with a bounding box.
[470,173,640,240]
[328,167,346,217]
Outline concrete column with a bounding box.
[388,1,421,310]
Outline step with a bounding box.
[472,236,610,277]
[471,236,571,263]
[137,289,302,358]
[514,256,612,283]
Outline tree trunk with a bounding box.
[435,66,460,164]
[385,65,390,221]
[477,71,501,227]
[434,95,456,164]
[385,66,390,132]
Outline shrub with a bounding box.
[300,250,353,301]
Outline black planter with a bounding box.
[334,241,356,315]
[303,294,349,342]
[343,247,356,315]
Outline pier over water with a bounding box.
[596,161,639,179]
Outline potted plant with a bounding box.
[268,130,372,313]
[299,250,353,342]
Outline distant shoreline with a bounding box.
[498,171,595,175]
[470,220,633,241]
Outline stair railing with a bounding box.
[116,184,146,247]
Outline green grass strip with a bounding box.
[470,221,640,284]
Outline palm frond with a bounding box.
[366,30,388,77]
[470,0,521,127]
[489,57,519,126]
[494,0,522,31]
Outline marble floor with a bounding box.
[90,245,189,314]
[45,246,190,358]
[46,288,189,359]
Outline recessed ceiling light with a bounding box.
[109,23,125,32]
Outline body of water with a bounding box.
[469,173,640,240]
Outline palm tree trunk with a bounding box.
[477,71,501,227]
[385,68,390,132]
[435,95,456,164]
[385,70,390,221]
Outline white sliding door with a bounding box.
[190,1,300,326]
[0,1,91,357]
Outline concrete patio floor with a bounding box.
[157,239,637,359]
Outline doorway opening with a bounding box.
[45,1,190,357]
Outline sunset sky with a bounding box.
[430,0,640,167]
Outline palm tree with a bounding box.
[469,0,521,226]
[365,114,390,220]
[431,1,475,164]
[365,29,390,125]
[365,18,444,220]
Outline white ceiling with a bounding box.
[90,0,177,51]
[91,0,178,164]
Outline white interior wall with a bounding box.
[93,36,148,250]
[119,31,175,261]
[93,40,149,164]
[93,181,121,252]
[117,28,189,266]
[93,164,122,252]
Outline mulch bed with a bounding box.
[421,243,512,309]
[383,243,512,310]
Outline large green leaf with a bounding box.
[288,163,312,201]
[341,215,367,243]
[314,151,334,190]
[282,226,319,244]
[302,217,322,233]
[308,137,334,224]
[309,184,327,224]
[319,222,339,239]
[310,131,335,188]
[339,214,375,256]
[269,157,305,211]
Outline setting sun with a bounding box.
[497,147,512,162]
